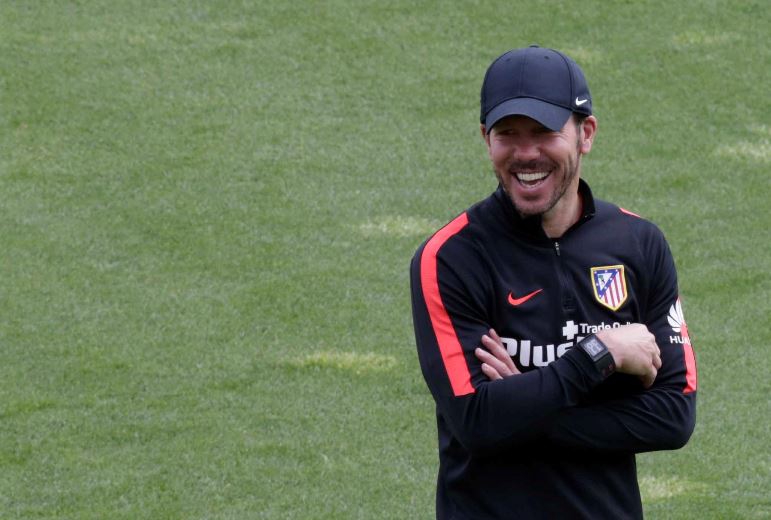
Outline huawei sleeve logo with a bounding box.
[507,289,543,306]
[667,297,697,394]
[667,298,691,346]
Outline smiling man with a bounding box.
[410,46,697,519]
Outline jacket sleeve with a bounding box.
[540,225,698,453]
[410,215,607,455]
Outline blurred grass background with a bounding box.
[0,1,768,518]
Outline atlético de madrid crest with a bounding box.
[590,265,628,311]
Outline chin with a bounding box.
[505,192,549,218]
[515,205,548,218]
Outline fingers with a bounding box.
[653,350,662,370]
[598,324,663,386]
[634,348,660,388]
[475,346,513,378]
[480,362,502,381]
[639,343,660,388]
[480,334,509,366]
[649,343,661,387]
[483,329,520,375]
[640,366,658,389]
[488,328,503,345]
[475,328,521,380]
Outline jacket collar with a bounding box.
[492,179,596,243]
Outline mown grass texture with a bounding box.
[0,1,769,518]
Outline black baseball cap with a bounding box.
[480,45,592,133]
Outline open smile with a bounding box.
[513,170,552,189]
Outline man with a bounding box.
[410,46,697,519]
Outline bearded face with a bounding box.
[484,115,593,222]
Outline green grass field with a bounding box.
[1,1,769,518]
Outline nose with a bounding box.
[511,137,540,163]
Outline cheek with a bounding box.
[489,144,510,167]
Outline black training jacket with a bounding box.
[410,180,697,519]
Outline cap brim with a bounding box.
[484,98,572,133]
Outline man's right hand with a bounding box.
[596,324,662,388]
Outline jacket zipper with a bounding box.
[553,240,575,312]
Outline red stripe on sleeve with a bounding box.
[619,207,641,218]
[420,213,475,397]
[683,344,697,394]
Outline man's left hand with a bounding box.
[475,328,521,380]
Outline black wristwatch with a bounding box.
[577,335,616,379]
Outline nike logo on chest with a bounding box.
[507,289,543,306]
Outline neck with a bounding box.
[541,187,582,239]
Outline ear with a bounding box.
[480,124,491,149]
[578,116,597,154]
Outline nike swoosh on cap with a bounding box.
[507,289,543,306]
[575,97,589,106]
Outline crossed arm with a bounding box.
[411,227,696,455]
[476,325,662,388]
[475,325,694,453]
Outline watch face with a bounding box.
[583,338,605,358]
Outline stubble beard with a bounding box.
[499,148,581,219]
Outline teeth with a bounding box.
[515,171,548,182]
